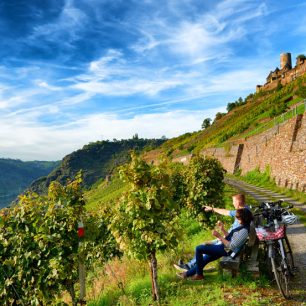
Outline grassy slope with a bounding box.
[159,74,306,158]
[85,175,127,211]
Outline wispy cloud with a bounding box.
[29,0,87,45]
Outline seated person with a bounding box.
[177,208,253,280]
[174,194,248,272]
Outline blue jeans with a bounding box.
[186,244,227,277]
[187,239,220,268]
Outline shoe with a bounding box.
[176,272,188,279]
[173,263,189,272]
[178,259,184,265]
[190,274,204,281]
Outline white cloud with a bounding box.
[35,80,62,91]
[72,78,182,96]
[0,107,225,161]
[130,0,267,65]
[29,0,87,45]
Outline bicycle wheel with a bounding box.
[283,236,295,273]
[270,243,291,299]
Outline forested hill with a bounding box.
[30,137,166,195]
[0,159,59,208]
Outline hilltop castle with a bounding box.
[256,52,306,92]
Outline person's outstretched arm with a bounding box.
[204,205,229,216]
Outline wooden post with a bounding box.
[79,260,86,303]
[149,252,160,302]
[78,220,86,304]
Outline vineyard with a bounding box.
[159,74,306,158]
[0,154,227,305]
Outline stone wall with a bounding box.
[201,114,306,192]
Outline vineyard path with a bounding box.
[225,177,306,303]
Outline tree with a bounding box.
[214,112,226,122]
[109,153,180,302]
[201,118,212,129]
[185,155,226,227]
[296,54,306,60]
[237,97,244,105]
[227,102,236,112]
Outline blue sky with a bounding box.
[0,0,305,160]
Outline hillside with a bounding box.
[30,138,166,194]
[0,159,59,208]
[157,73,306,159]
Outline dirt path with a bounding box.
[226,177,306,304]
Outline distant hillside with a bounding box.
[0,159,59,208]
[30,138,166,194]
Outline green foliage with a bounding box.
[0,175,84,304]
[168,162,188,208]
[295,83,306,98]
[276,81,283,91]
[201,118,212,129]
[0,174,118,305]
[296,54,306,60]
[268,98,288,117]
[185,155,225,226]
[81,207,121,267]
[110,153,180,260]
[227,97,246,112]
[214,112,226,122]
[243,166,272,186]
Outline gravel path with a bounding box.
[225,177,306,303]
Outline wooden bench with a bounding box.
[219,222,259,277]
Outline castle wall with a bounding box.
[200,114,306,192]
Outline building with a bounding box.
[256,53,306,92]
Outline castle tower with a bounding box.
[280,52,292,70]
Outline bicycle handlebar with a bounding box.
[251,200,293,211]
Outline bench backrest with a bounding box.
[247,221,257,247]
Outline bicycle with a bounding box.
[252,200,298,299]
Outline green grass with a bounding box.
[85,175,128,211]
[292,208,306,227]
[243,98,305,139]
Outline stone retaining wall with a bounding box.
[201,114,306,192]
